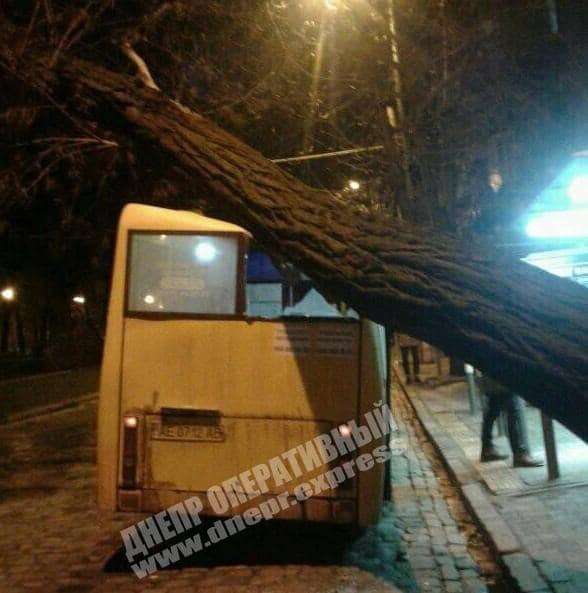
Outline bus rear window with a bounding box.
[127,233,239,315]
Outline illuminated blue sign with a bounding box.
[525,152,588,239]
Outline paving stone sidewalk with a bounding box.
[379,385,503,593]
[403,379,588,593]
[0,385,503,593]
[0,401,399,593]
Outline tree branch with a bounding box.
[17,1,41,58]
[121,41,160,91]
[49,7,89,68]
[44,58,588,442]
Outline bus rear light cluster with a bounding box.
[338,423,352,438]
[124,416,138,428]
[122,416,139,489]
[336,423,356,491]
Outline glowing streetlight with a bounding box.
[72,295,86,305]
[1,287,15,302]
[348,179,360,191]
[488,169,503,193]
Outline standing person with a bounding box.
[398,333,421,384]
[480,375,544,467]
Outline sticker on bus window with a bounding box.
[160,276,205,291]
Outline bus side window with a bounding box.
[127,233,239,315]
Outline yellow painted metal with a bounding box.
[122,318,358,499]
[98,204,387,526]
[122,318,358,418]
[98,204,250,512]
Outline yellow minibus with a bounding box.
[98,204,388,527]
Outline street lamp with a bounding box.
[1,287,15,302]
[72,295,86,305]
[488,169,503,193]
[348,179,360,191]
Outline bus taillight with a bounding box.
[122,416,139,488]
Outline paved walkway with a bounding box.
[383,386,503,593]
[403,377,588,593]
[0,385,502,592]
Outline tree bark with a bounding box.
[38,58,588,440]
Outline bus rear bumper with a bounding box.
[118,488,357,524]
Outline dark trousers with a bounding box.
[401,345,420,380]
[482,391,529,455]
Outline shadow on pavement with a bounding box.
[104,509,422,592]
[104,518,361,571]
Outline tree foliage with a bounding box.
[3,1,587,232]
[0,0,587,377]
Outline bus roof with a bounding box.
[119,203,251,236]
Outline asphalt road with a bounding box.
[0,398,97,504]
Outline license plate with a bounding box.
[150,420,225,442]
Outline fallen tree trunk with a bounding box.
[42,59,588,440]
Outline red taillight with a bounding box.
[338,423,352,438]
[122,416,138,489]
[337,424,355,491]
[124,416,138,428]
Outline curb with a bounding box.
[396,376,552,593]
[502,553,552,593]
[1,392,98,425]
[461,483,520,555]
[395,377,480,490]
[409,398,480,487]
[0,366,99,424]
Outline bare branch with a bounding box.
[124,1,183,45]
[15,136,118,148]
[121,41,160,90]
[42,0,55,43]
[0,58,109,142]
[24,142,116,193]
[17,1,41,58]
[49,8,89,67]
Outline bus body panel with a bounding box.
[143,417,345,496]
[98,204,251,512]
[98,204,388,526]
[120,318,359,501]
[121,318,359,419]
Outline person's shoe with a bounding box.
[480,447,509,462]
[406,377,413,385]
[414,376,422,384]
[513,453,545,468]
